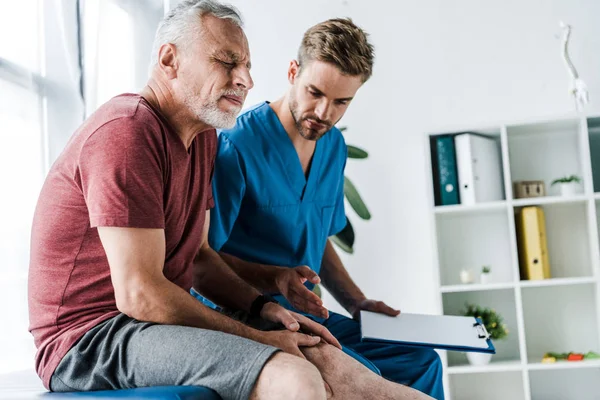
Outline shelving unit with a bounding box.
[427,115,600,399]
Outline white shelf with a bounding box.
[429,115,600,400]
[519,276,596,289]
[511,194,588,207]
[440,277,596,293]
[447,360,523,375]
[440,282,515,293]
[527,359,600,371]
[434,201,506,215]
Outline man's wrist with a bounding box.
[250,294,279,317]
[270,265,288,292]
[346,296,367,316]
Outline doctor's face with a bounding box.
[288,60,363,141]
[174,15,253,129]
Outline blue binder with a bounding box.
[430,135,460,206]
[360,311,496,354]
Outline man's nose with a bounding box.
[315,99,331,122]
[233,67,254,91]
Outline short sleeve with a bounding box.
[208,133,246,251]
[79,118,165,229]
[329,145,348,236]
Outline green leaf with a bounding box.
[347,145,368,159]
[330,217,355,254]
[338,126,348,132]
[344,176,371,220]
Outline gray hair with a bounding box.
[149,0,243,72]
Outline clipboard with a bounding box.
[360,311,496,354]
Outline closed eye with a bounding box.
[219,60,236,69]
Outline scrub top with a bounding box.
[209,102,347,281]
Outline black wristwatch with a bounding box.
[250,294,278,317]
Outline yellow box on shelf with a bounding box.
[515,206,551,280]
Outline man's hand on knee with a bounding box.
[260,303,341,349]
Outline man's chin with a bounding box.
[200,109,240,130]
[300,128,327,141]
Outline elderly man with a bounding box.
[28,1,432,399]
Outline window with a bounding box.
[0,0,44,374]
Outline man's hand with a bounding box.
[257,330,321,359]
[274,266,329,318]
[260,302,341,349]
[350,299,401,320]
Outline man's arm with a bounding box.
[320,240,400,319]
[220,251,329,318]
[98,223,335,358]
[193,212,262,312]
[99,224,258,336]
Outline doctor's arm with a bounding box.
[219,251,329,319]
[320,239,400,319]
[195,211,341,348]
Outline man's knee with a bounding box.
[251,352,326,400]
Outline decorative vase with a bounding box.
[558,182,578,196]
[460,269,474,284]
[467,352,493,366]
[480,273,491,285]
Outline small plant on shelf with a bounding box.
[551,175,581,186]
[462,303,508,365]
[462,303,508,340]
[551,175,581,196]
[480,265,491,284]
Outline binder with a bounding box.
[430,135,460,206]
[360,311,496,354]
[454,133,504,205]
[516,206,551,280]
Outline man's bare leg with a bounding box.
[249,352,327,400]
[302,343,434,400]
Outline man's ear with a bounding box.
[288,60,300,84]
[157,43,179,80]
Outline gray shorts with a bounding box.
[49,313,279,400]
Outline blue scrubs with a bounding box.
[206,102,444,399]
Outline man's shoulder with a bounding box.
[82,94,164,144]
[219,102,270,144]
[326,126,347,156]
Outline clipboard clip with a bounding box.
[473,321,490,339]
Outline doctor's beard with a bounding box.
[289,95,331,141]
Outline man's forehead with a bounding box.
[199,16,250,60]
[301,62,362,98]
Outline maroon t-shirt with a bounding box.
[28,94,216,389]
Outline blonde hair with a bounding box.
[297,18,374,82]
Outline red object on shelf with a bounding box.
[567,353,584,361]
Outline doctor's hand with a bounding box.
[260,302,341,350]
[274,266,329,319]
[350,299,401,320]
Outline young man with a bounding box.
[29,1,433,399]
[207,18,445,399]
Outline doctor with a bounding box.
[202,18,444,399]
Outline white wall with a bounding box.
[224,0,600,316]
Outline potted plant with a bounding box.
[462,303,509,365]
[551,175,581,196]
[330,126,371,254]
[480,265,491,284]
